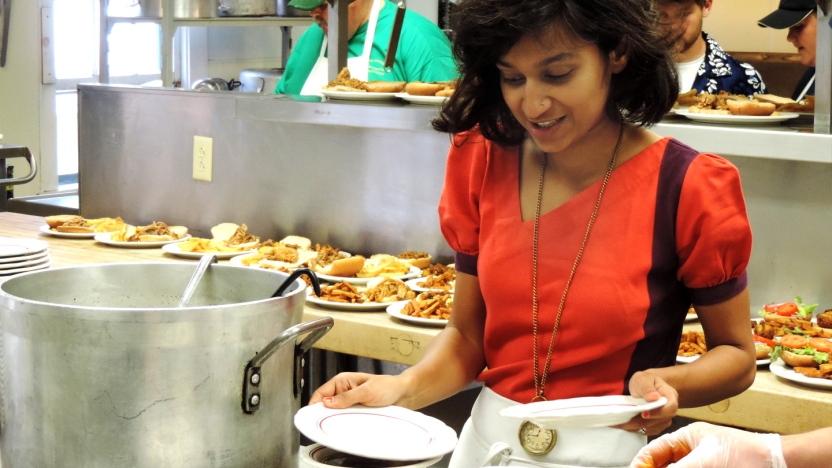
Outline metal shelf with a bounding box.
[171,17,311,27]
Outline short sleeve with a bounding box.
[438,132,489,275]
[676,153,752,306]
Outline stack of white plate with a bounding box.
[0,238,52,277]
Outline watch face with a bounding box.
[518,421,557,455]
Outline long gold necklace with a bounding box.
[519,122,625,456]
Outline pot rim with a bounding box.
[0,262,306,314]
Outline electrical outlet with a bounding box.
[192,136,213,182]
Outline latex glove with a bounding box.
[629,422,787,468]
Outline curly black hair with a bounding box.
[433,0,679,147]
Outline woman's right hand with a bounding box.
[308,372,411,409]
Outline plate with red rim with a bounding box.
[94,232,191,248]
[0,238,49,259]
[294,403,458,462]
[499,395,668,430]
[769,359,832,390]
[386,301,448,327]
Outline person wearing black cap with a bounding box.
[657,0,767,97]
[758,0,817,101]
[274,0,458,96]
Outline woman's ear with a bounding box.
[609,37,630,74]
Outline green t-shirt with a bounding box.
[276,1,458,95]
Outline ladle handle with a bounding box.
[272,267,321,298]
[177,254,218,308]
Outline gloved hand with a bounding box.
[629,422,787,468]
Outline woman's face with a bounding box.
[787,14,817,67]
[497,29,623,155]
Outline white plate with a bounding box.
[770,359,832,390]
[405,277,455,293]
[316,266,421,285]
[500,395,668,430]
[386,301,448,327]
[94,232,191,248]
[685,313,698,322]
[395,93,448,106]
[161,242,254,259]
[0,238,49,259]
[294,403,458,462]
[0,260,52,276]
[675,110,799,125]
[305,290,403,311]
[38,224,101,239]
[0,254,51,270]
[0,250,49,265]
[676,354,770,366]
[320,90,402,101]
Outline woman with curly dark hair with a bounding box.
[311,0,756,465]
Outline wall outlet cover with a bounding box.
[193,136,213,182]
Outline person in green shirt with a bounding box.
[275,0,458,96]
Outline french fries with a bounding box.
[318,282,366,304]
[178,237,251,253]
[87,217,126,233]
[678,331,707,357]
[401,291,453,320]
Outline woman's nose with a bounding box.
[523,85,551,118]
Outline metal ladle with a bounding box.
[177,254,218,308]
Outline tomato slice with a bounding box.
[780,334,810,349]
[753,335,776,348]
[775,302,799,316]
[763,303,781,313]
[809,338,832,354]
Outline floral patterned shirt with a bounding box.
[690,32,767,97]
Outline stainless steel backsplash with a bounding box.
[78,84,832,312]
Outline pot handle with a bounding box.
[242,316,334,414]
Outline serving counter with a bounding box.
[2,211,831,435]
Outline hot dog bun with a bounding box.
[405,82,447,96]
[311,255,365,277]
[726,99,776,116]
[396,252,432,270]
[365,81,406,93]
[56,224,95,233]
[781,350,819,368]
[45,215,78,229]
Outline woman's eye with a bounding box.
[500,76,524,85]
[546,72,571,83]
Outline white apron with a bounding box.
[299,0,383,97]
[450,387,646,468]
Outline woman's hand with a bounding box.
[308,372,410,409]
[628,422,785,468]
[614,370,679,436]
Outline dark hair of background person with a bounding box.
[659,0,707,8]
[433,0,680,147]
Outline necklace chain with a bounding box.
[531,123,625,402]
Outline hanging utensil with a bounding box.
[1,0,11,67]
[383,0,406,72]
[272,267,321,298]
[177,254,218,308]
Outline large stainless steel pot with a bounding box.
[218,0,276,16]
[0,262,332,467]
[174,0,219,18]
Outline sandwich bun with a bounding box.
[726,99,776,116]
[210,223,240,241]
[405,82,447,96]
[755,343,772,360]
[139,225,188,242]
[281,235,312,251]
[435,87,454,97]
[753,94,795,106]
[139,234,175,242]
[56,224,95,233]
[397,253,432,270]
[365,81,406,93]
[781,350,819,368]
[311,255,365,277]
[45,214,83,229]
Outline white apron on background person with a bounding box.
[451,387,646,468]
[299,0,383,97]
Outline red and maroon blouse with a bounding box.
[438,131,752,403]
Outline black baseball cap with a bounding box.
[758,0,816,29]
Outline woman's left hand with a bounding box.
[613,370,679,436]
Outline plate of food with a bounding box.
[94,222,190,248]
[675,110,799,125]
[395,93,448,106]
[685,306,697,322]
[41,215,126,238]
[320,89,401,101]
[677,330,772,366]
[311,252,420,285]
[386,297,450,327]
[161,223,259,259]
[770,359,832,390]
[305,279,416,311]
[162,242,254,259]
[500,395,667,430]
[295,403,458,462]
[320,68,405,101]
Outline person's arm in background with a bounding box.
[629,422,832,468]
